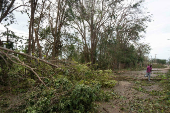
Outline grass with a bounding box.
[103,69,170,113]
[131,71,170,112]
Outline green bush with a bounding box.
[103,80,117,88]
[23,83,101,113]
[69,84,99,112]
[24,88,56,113]
[54,75,73,91]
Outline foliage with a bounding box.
[1,0,151,70]
[22,83,101,113]
[69,84,99,112]
[156,59,166,65]
[0,51,117,112]
[161,70,170,106]
[0,0,152,111]
[152,64,167,68]
[102,80,117,88]
[0,0,15,24]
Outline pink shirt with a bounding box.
[147,66,151,73]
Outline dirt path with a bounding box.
[97,68,170,113]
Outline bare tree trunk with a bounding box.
[28,0,38,55]
[90,11,95,64]
[90,21,97,64]
[33,0,46,58]
[34,28,42,58]
[0,46,58,68]
[52,32,62,61]
[84,43,90,63]
[49,0,66,61]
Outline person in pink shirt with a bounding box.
[145,64,151,81]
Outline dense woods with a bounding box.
[1,0,169,113]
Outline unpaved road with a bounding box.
[97,68,170,113]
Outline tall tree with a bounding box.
[70,0,122,64]
[33,0,46,58]
[28,0,38,55]
[48,0,70,60]
[110,0,150,68]
[95,0,151,69]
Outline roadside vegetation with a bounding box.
[0,0,170,112]
[0,52,117,112]
[0,50,170,112]
[152,63,167,68]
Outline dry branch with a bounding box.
[0,50,46,86]
[0,47,59,68]
[0,46,61,87]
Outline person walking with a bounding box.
[145,64,151,81]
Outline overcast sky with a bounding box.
[0,0,170,60]
[143,0,170,60]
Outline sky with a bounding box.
[142,0,170,60]
[0,0,170,60]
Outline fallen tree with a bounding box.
[0,47,118,113]
[0,47,61,86]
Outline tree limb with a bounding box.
[0,49,46,86]
[0,0,15,23]
[0,47,59,68]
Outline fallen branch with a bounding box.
[0,47,58,68]
[0,49,46,86]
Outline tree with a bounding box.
[0,0,27,24]
[28,0,38,55]
[110,0,150,69]
[0,0,15,23]
[47,0,71,60]
[0,0,151,71]
[32,0,47,58]
[70,0,122,65]
[136,43,150,65]
[93,0,151,69]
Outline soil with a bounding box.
[97,67,170,113]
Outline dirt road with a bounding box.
[97,68,170,113]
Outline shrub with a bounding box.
[102,80,117,88]
[2,59,117,113]
[22,83,101,113]
[54,75,73,91]
[69,84,99,112]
